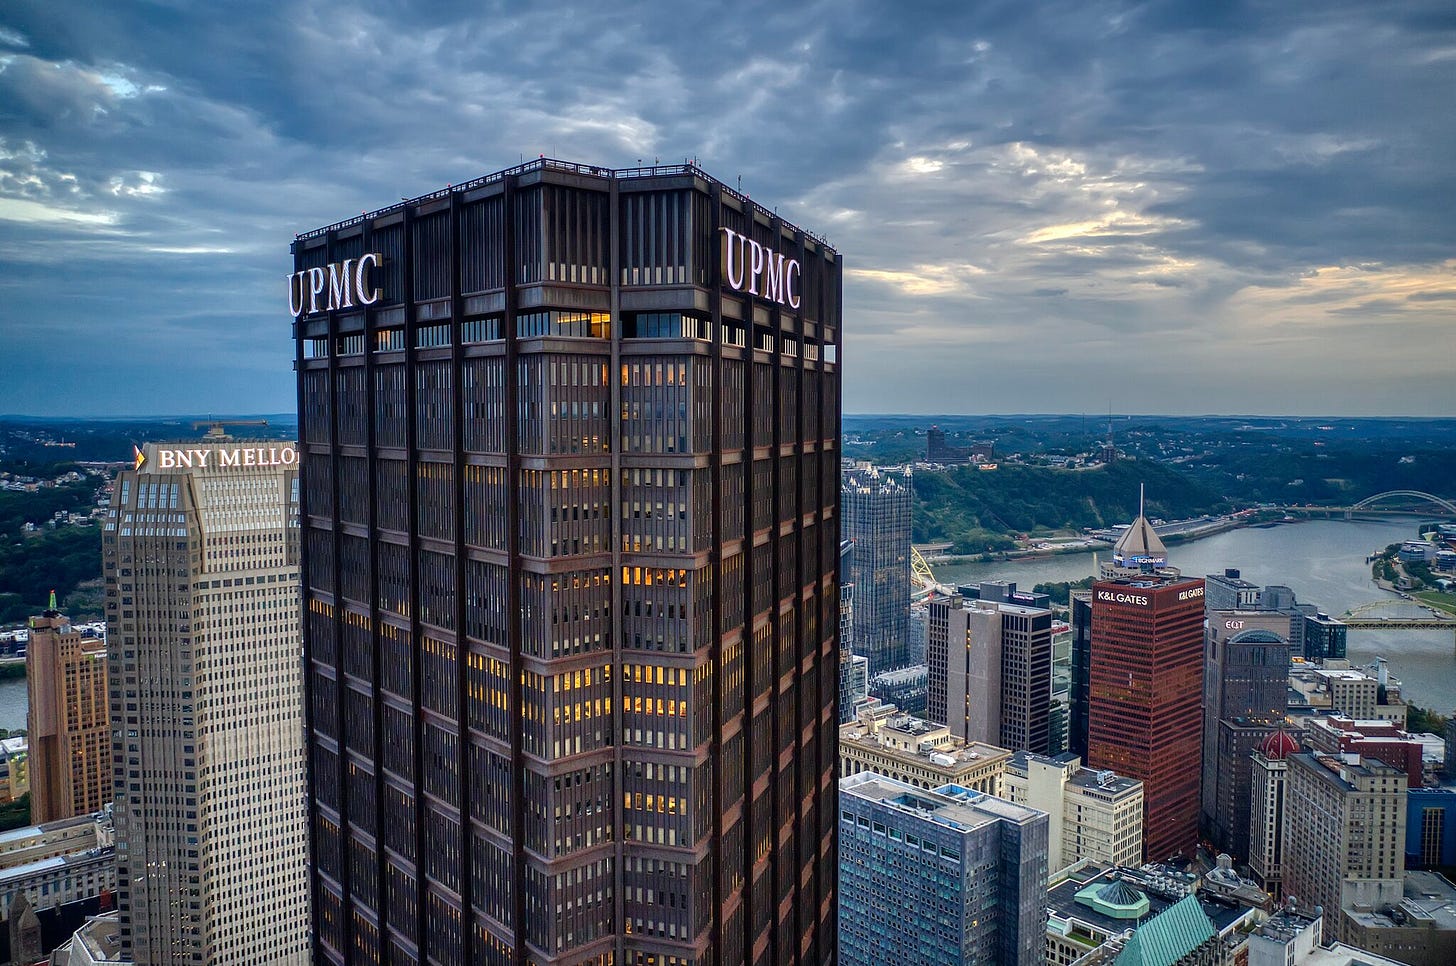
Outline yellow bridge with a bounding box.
[1340,601,1456,651]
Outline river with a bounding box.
[0,519,1447,730]
[933,518,1456,713]
[0,678,26,733]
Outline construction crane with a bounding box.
[192,418,269,440]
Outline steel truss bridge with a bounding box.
[1340,600,1456,651]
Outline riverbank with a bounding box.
[934,517,1456,710]
[921,514,1256,567]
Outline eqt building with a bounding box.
[292,159,843,966]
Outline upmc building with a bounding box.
[292,160,842,966]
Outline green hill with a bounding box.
[913,459,1229,553]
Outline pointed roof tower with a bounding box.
[1105,484,1169,575]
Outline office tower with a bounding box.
[1303,611,1349,662]
[1087,573,1206,862]
[1249,730,1299,896]
[26,611,108,823]
[293,160,841,965]
[1048,617,1071,756]
[869,664,927,717]
[1406,786,1456,869]
[837,545,866,724]
[926,595,1052,753]
[1002,752,1143,872]
[1204,569,1319,658]
[841,464,911,676]
[1068,591,1092,760]
[1199,612,1290,858]
[838,773,1048,966]
[838,651,869,724]
[1204,569,1263,611]
[1288,665,1408,725]
[104,439,309,964]
[1283,752,1407,945]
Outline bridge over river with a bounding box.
[1339,600,1456,652]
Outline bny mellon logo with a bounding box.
[132,446,146,471]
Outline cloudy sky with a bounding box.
[1,0,1452,417]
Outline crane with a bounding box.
[192,418,269,440]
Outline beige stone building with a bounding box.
[1283,752,1407,945]
[105,439,309,965]
[839,707,1009,796]
[26,611,108,823]
[1004,751,1143,873]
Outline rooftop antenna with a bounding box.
[1139,482,1146,520]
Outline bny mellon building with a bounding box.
[104,439,310,964]
[291,159,842,965]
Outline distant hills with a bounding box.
[847,414,1456,549]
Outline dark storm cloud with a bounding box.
[0,0,1452,416]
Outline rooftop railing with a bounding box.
[295,157,831,247]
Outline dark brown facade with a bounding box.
[292,160,842,966]
[1086,576,1205,863]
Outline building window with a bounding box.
[516,311,611,339]
[415,323,451,348]
[462,316,502,343]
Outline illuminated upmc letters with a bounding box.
[287,253,384,317]
[720,228,801,309]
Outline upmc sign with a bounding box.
[288,254,384,317]
[720,227,801,309]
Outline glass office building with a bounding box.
[841,465,912,676]
[292,159,842,965]
[838,773,1048,966]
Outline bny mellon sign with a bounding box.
[147,446,299,470]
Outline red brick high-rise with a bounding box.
[1087,574,1205,862]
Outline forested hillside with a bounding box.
[913,459,1229,553]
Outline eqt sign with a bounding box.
[288,254,384,317]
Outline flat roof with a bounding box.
[841,774,1043,831]
[297,157,835,249]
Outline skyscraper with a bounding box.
[1200,611,1290,858]
[1249,729,1300,896]
[838,773,1048,966]
[104,439,310,964]
[841,464,912,676]
[1086,572,1205,862]
[926,595,1052,754]
[293,159,842,965]
[26,610,108,823]
[1068,590,1092,760]
[1283,752,1407,945]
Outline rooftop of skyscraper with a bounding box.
[840,773,1043,830]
